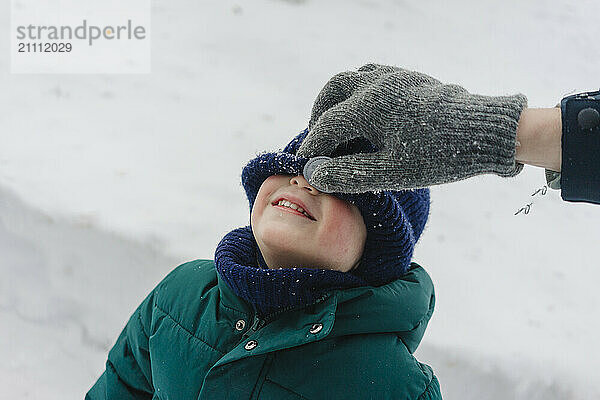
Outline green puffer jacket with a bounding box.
[86,259,441,399]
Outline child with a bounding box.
[86,128,440,399]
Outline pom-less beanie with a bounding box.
[215,128,431,318]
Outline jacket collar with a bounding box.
[216,257,435,355]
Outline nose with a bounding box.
[290,175,321,195]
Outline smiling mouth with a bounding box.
[271,202,317,221]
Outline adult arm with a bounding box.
[517,96,600,205]
[298,63,600,205]
[515,107,562,172]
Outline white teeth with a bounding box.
[276,200,312,219]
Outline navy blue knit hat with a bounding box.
[241,128,430,286]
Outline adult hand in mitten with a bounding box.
[296,63,529,193]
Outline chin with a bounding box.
[258,221,303,241]
[256,228,293,249]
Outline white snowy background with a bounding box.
[1,0,599,398]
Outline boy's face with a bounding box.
[251,174,367,273]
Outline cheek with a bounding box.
[251,176,282,225]
[319,200,365,254]
[251,191,267,223]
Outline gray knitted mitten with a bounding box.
[296,63,529,193]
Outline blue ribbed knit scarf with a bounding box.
[214,225,368,318]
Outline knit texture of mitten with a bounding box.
[296,63,528,193]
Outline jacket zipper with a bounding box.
[239,293,332,342]
[240,314,266,342]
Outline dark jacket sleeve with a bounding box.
[85,289,156,399]
[558,92,600,205]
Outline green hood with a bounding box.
[330,262,435,353]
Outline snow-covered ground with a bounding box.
[1,0,599,398]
